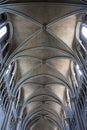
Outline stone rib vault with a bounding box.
[0,1,87,130]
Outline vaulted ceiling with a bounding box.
[0,1,86,130]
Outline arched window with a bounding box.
[0,13,13,69]
[0,13,10,43]
[75,15,87,61]
[79,15,87,50]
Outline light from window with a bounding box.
[5,64,11,75]
[0,26,7,39]
[81,25,87,39]
[76,64,82,76]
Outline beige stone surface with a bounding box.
[9,10,76,129]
